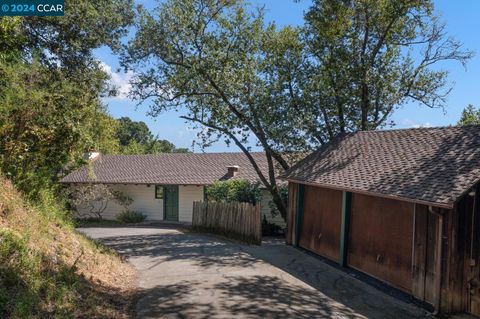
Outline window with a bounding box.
[155,185,164,199]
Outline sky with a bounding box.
[95,0,480,152]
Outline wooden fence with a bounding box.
[192,201,262,245]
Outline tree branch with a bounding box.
[180,115,273,190]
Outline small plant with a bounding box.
[68,184,133,220]
[261,215,283,236]
[116,210,146,224]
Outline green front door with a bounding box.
[163,185,179,221]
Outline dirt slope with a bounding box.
[0,176,137,318]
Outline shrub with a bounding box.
[68,184,133,220]
[268,184,288,221]
[261,215,283,236]
[206,179,261,204]
[116,210,146,223]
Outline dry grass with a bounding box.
[0,177,137,318]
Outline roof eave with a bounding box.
[59,179,268,189]
[452,177,480,207]
[59,180,210,186]
[284,178,454,210]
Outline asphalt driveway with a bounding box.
[79,226,431,319]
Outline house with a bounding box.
[281,125,480,316]
[61,152,285,226]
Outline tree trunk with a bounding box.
[269,185,287,221]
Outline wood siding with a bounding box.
[442,188,480,315]
[347,193,414,293]
[192,201,262,244]
[288,181,480,315]
[411,204,443,306]
[286,182,298,245]
[441,205,465,314]
[298,185,342,262]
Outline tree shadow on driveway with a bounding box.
[136,275,363,319]
[98,232,258,268]
[85,228,430,319]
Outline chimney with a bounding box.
[83,151,101,161]
[226,165,240,178]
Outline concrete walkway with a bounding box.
[79,227,432,319]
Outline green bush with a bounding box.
[116,210,146,223]
[268,184,288,220]
[261,215,283,236]
[206,179,261,204]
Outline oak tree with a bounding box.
[122,0,304,218]
[123,0,471,220]
[302,0,473,142]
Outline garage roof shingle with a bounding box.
[282,126,480,208]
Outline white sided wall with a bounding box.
[74,184,205,222]
[74,184,282,226]
[178,185,205,222]
[75,184,163,221]
[260,190,286,228]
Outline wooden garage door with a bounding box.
[299,186,342,262]
[347,193,414,293]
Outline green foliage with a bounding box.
[206,180,261,205]
[0,59,118,197]
[0,1,135,198]
[0,17,25,61]
[116,117,153,147]
[0,229,40,318]
[0,6,138,317]
[122,0,297,218]
[115,117,189,154]
[302,0,473,139]
[116,210,146,223]
[122,0,470,221]
[458,104,480,125]
[0,229,78,318]
[19,0,134,71]
[268,184,288,218]
[0,176,134,318]
[33,187,73,227]
[261,215,283,236]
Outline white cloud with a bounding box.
[400,118,433,128]
[99,61,134,100]
[177,126,197,138]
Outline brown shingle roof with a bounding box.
[282,126,480,208]
[61,152,270,186]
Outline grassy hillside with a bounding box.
[0,176,137,318]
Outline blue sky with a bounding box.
[95,0,480,152]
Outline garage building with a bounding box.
[282,126,480,316]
